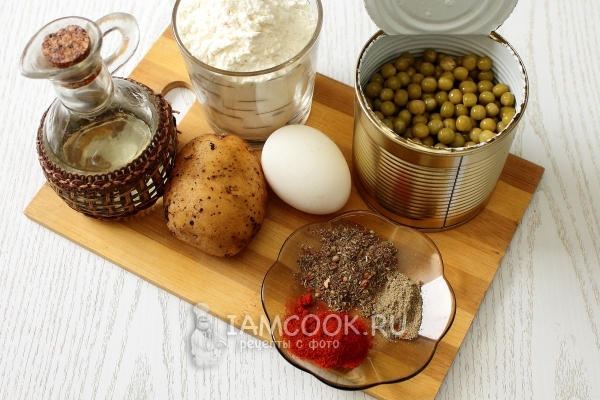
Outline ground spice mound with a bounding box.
[282,293,371,370]
[372,270,423,340]
[298,225,397,316]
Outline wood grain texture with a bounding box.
[2,0,600,399]
[24,26,543,400]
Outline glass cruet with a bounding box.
[20,12,159,175]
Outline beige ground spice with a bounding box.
[372,270,423,341]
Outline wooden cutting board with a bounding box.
[24,27,544,400]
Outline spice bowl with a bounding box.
[261,210,456,389]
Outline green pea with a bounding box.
[441,71,456,83]
[407,83,422,100]
[502,112,515,125]
[423,49,437,63]
[384,76,402,90]
[380,88,394,102]
[407,100,426,115]
[462,54,478,71]
[478,80,494,93]
[479,91,496,105]
[459,81,478,94]
[422,135,435,147]
[469,127,483,143]
[434,65,444,79]
[394,57,410,72]
[492,83,510,97]
[393,118,407,135]
[380,101,397,117]
[438,128,455,144]
[440,101,455,118]
[428,119,444,135]
[448,89,463,105]
[451,132,466,148]
[382,118,394,130]
[369,73,384,85]
[454,104,468,118]
[501,92,515,107]
[463,92,478,107]
[397,72,411,87]
[435,91,449,106]
[477,56,493,71]
[381,63,397,79]
[394,89,409,107]
[412,115,428,125]
[453,66,469,81]
[412,73,425,85]
[419,62,436,77]
[496,120,507,132]
[373,98,382,111]
[424,97,438,112]
[439,56,457,72]
[478,130,496,142]
[412,123,430,139]
[398,109,413,126]
[421,76,438,93]
[479,118,497,132]
[478,70,494,82]
[456,115,473,132]
[443,118,456,131]
[438,76,454,91]
[365,82,382,99]
[470,105,486,120]
[485,102,500,118]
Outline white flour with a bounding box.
[176,0,317,72]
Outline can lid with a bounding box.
[364,0,518,35]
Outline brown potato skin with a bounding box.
[163,134,268,257]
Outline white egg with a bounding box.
[261,125,351,215]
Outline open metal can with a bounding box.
[353,0,528,230]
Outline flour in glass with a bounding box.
[176,0,317,72]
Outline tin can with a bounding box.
[353,0,528,230]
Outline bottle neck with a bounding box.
[51,60,114,117]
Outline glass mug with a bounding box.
[172,0,323,148]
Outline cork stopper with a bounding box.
[42,25,91,68]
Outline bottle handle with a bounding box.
[96,12,140,74]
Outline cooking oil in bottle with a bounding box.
[62,112,152,173]
[21,18,159,176]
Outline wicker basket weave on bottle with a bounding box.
[36,79,178,219]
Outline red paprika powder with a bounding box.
[282,293,372,370]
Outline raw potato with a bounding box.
[163,134,268,257]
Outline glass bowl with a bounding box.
[260,210,456,390]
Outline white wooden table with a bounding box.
[2,0,599,399]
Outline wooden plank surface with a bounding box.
[24,27,544,400]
